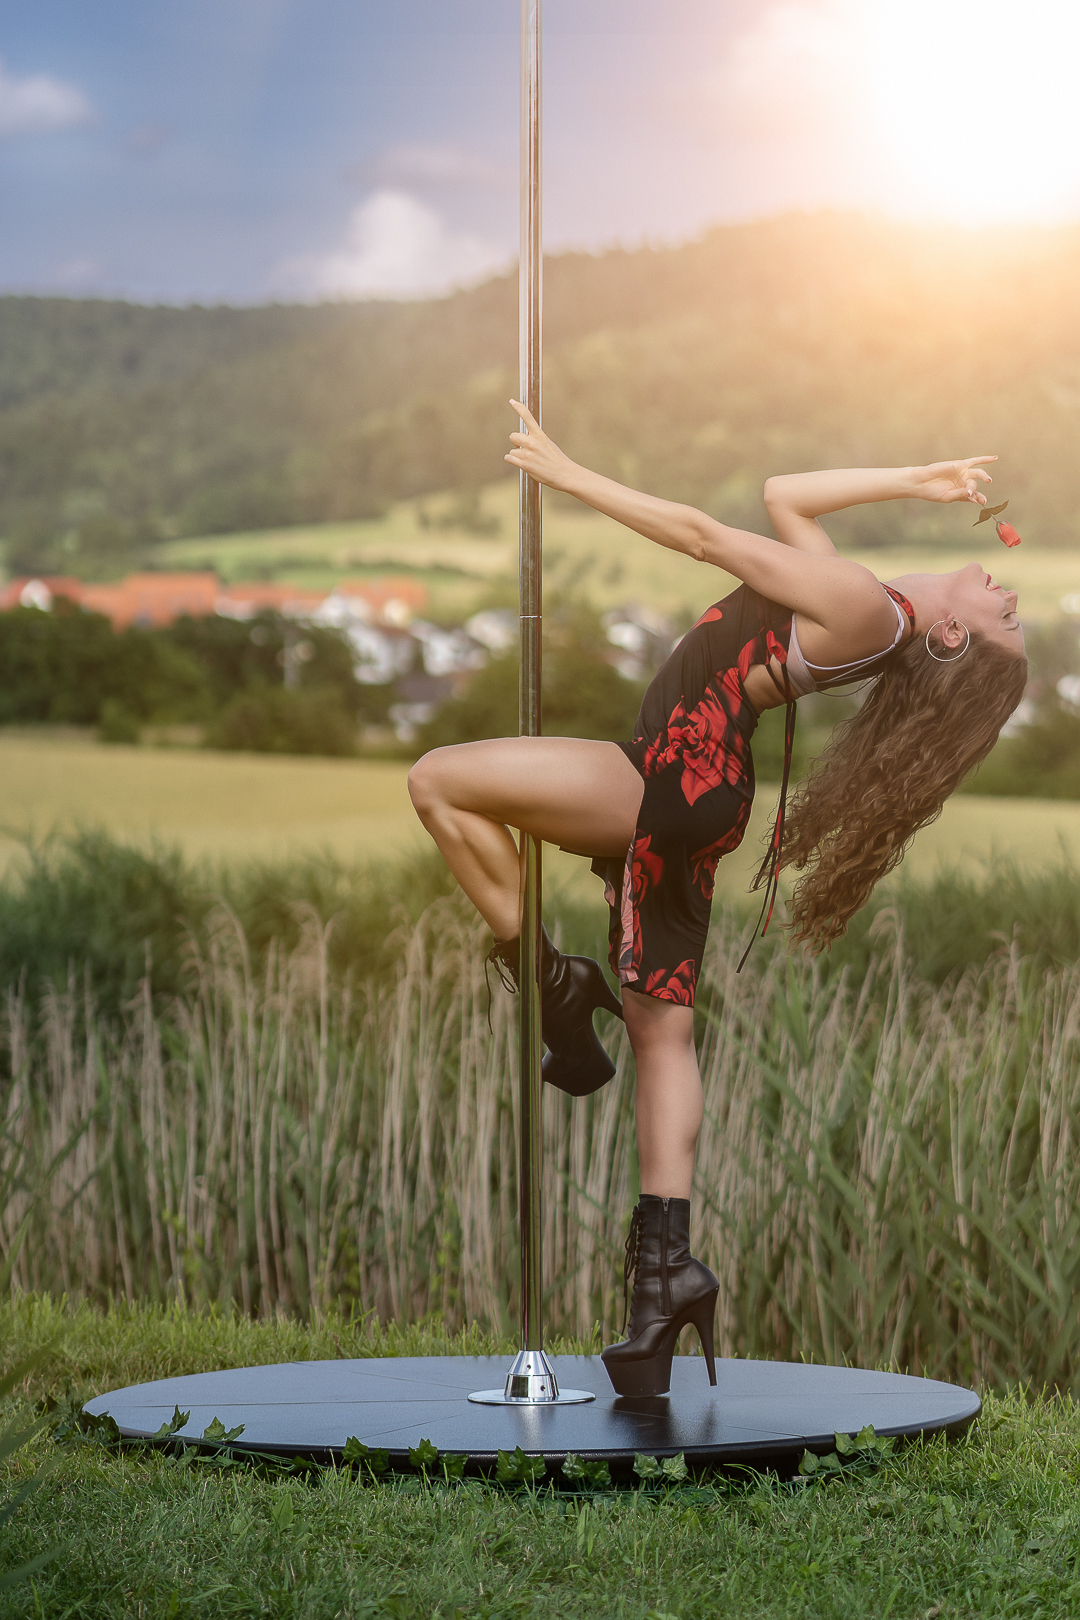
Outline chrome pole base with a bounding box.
[468,1348,595,1406]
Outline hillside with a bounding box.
[3,213,1080,577]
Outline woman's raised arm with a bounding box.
[505,400,892,647]
[506,404,1000,655]
[764,459,995,552]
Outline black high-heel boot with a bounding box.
[487,928,623,1097]
[601,1195,718,1398]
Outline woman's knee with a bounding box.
[407,749,449,816]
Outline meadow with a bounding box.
[5,729,1080,887]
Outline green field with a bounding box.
[0,732,426,873]
[161,477,1080,626]
[3,732,1080,909]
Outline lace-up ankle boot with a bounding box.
[601,1195,718,1397]
[486,928,623,1097]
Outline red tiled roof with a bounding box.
[0,570,428,628]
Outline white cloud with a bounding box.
[352,142,511,191]
[663,1,861,144]
[719,1,859,138]
[273,190,509,301]
[0,56,93,138]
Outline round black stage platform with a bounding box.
[84,1356,980,1476]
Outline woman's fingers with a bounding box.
[954,458,995,502]
[510,397,541,434]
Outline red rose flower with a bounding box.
[996,520,1022,548]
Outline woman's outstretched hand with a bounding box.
[911,456,997,506]
[505,399,577,491]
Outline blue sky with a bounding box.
[1,1,1078,305]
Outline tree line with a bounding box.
[3,213,1080,577]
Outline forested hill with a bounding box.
[3,212,1080,576]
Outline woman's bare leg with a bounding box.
[407,736,643,939]
[410,735,703,1195]
[623,990,702,1200]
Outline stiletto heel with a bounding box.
[602,1196,718,1398]
[487,929,623,1097]
[687,1290,718,1385]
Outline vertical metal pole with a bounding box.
[468,1,591,1405]
[518,0,544,1358]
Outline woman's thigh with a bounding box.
[411,736,643,857]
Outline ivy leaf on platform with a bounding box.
[343,1437,390,1475]
[151,1406,190,1441]
[561,1453,611,1488]
[201,1416,245,1444]
[496,1446,546,1484]
[633,1453,662,1481]
[408,1438,439,1471]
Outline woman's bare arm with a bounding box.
[505,402,892,646]
[763,461,995,552]
[505,402,997,656]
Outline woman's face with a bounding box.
[947,561,1024,654]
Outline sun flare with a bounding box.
[866,0,1080,222]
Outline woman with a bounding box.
[408,402,1027,1397]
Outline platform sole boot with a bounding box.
[601,1195,718,1398]
[487,928,623,1097]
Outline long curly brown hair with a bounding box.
[776,630,1028,950]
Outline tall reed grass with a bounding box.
[2,893,1079,1392]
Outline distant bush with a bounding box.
[0,602,205,725]
[206,684,357,756]
[0,604,367,752]
[962,618,1080,798]
[965,703,1080,798]
[97,698,141,744]
[161,610,363,719]
[0,832,457,1014]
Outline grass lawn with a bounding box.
[160,478,1076,626]
[2,1298,1079,1619]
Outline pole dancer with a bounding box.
[409,428,1027,1398]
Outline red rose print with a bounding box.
[676,685,749,806]
[631,834,664,899]
[692,604,724,629]
[690,820,748,898]
[643,959,697,1005]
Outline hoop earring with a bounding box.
[925,620,970,663]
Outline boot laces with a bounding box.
[484,942,518,1035]
[620,1204,645,1334]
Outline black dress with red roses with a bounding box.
[591,584,795,1007]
